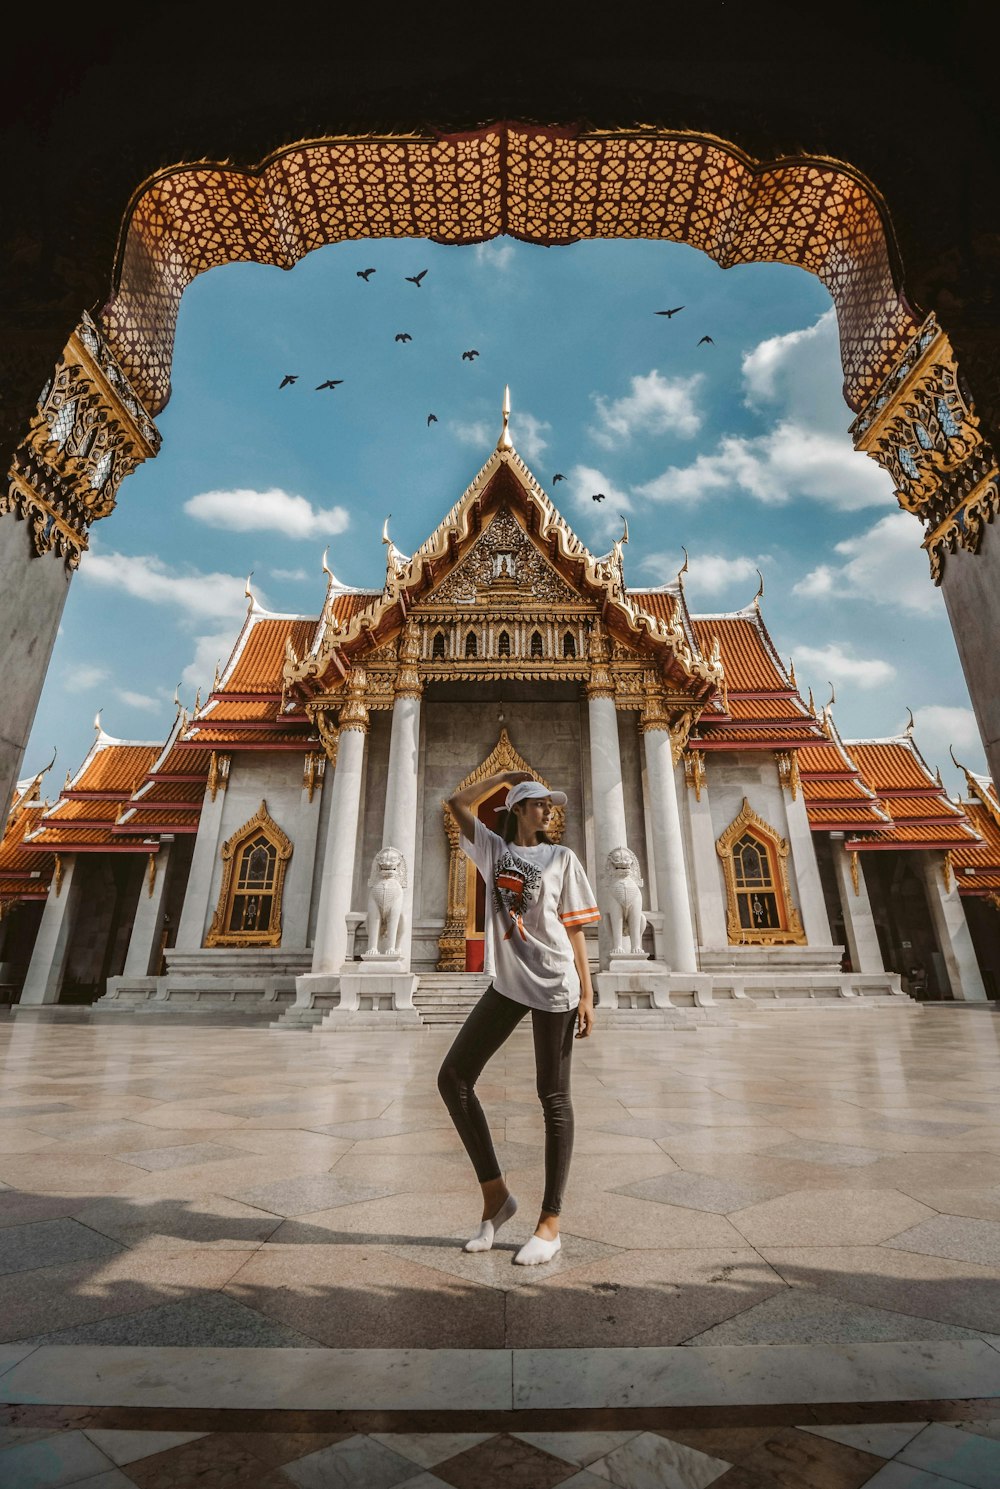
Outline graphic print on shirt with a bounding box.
[493,848,542,940]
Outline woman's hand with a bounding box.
[505,770,534,786]
[575,994,595,1039]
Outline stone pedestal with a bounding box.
[595,954,676,1010]
[339,956,420,1014]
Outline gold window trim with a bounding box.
[205,799,293,948]
[716,797,805,946]
[437,728,565,970]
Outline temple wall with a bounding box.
[941,520,1000,792]
[199,752,317,950]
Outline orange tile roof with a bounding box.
[0,801,52,882]
[223,615,318,693]
[71,742,160,794]
[200,699,281,722]
[115,809,202,834]
[690,614,788,693]
[849,741,938,793]
[954,799,1000,873]
[629,592,679,625]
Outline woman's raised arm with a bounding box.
[448,769,533,841]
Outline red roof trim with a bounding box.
[847,837,975,851]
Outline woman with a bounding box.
[438,768,600,1265]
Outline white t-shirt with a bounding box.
[461,817,600,1012]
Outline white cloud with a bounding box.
[637,421,894,509]
[516,412,550,464]
[80,551,253,623]
[474,240,514,271]
[117,688,163,713]
[910,704,983,764]
[184,487,350,540]
[272,567,310,582]
[450,417,493,449]
[640,551,763,598]
[793,512,940,614]
[64,664,109,694]
[741,309,846,431]
[181,630,237,695]
[592,370,703,449]
[796,641,895,691]
[563,464,633,543]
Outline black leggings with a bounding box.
[437,983,576,1215]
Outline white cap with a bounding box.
[504,780,567,809]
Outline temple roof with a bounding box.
[284,436,723,705]
[798,712,893,834]
[951,761,1000,895]
[686,602,823,750]
[843,734,980,850]
[24,730,161,853]
[0,779,53,904]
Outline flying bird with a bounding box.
[394,333,412,343]
[406,270,428,287]
[592,493,606,503]
[356,268,376,281]
[698,335,714,345]
[279,374,298,388]
[426,413,438,426]
[655,306,685,317]
[315,379,344,390]
[461,349,480,361]
[552,473,566,483]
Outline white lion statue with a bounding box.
[605,846,647,956]
[363,847,407,958]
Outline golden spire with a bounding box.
[194,687,202,713]
[497,384,513,451]
[212,660,221,693]
[808,686,816,716]
[788,657,797,688]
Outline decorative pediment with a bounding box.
[422,505,584,609]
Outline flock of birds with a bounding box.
[277,271,714,500]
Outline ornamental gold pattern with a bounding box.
[851,314,1000,585]
[716,797,806,946]
[205,799,292,948]
[2,315,160,570]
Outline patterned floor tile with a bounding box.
[587,1429,731,1487]
[281,1432,427,1488]
[0,1217,123,1277]
[116,1144,244,1172]
[884,1215,1000,1268]
[433,1433,576,1488]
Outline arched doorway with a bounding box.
[3,123,998,817]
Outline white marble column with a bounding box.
[679,753,728,951]
[310,716,368,976]
[922,851,988,1001]
[380,690,421,968]
[781,764,834,945]
[20,855,82,1005]
[122,841,173,978]
[641,719,697,973]
[830,840,884,973]
[175,766,228,951]
[587,688,629,968]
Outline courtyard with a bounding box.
[2,1006,1000,1485]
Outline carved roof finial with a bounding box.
[825,682,836,711]
[754,568,765,604]
[173,682,182,713]
[93,709,103,735]
[244,572,256,609]
[788,656,797,688]
[497,384,513,451]
[381,515,392,547]
[619,516,629,547]
[677,546,689,583]
[212,660,221,693]
[808,686,816,716]
[905,705,915,737]
[194,687,202,713]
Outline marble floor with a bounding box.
[2,1006,1000,1485]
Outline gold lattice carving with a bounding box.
[99,127,914,418]
[851,313,1000,584]
[437,728,565,970]
[849,849,860,897]
[2,314,160,570]
[716,798,806,946]
[302,752,325,801]
[430,507,581,606]
[205,799,292,948]
[207,751,230,802]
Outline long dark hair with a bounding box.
[497,805,552,846]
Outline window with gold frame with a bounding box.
[205,800,292,948]
[716,798,805,945]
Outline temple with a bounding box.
[2,413,998,1022]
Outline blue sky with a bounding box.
[27,236,984,792]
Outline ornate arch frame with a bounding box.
[438,727,565,970]
[716,797,805,946]
[205,799,293,948]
